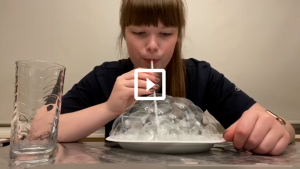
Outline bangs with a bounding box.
[120,0,185,28]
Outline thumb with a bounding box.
[223,121,238,142]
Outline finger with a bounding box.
[268,133,290,156]
[223,121,238,142]
[233,111,258,150]
[243,116,272,150]
[123,68,156,80]
[123,72,158,84]
[137,72,157,82]
[250,128,282,155]
[127,88,153,96]
[124,79,159,89]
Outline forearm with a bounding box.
[57,102,119,142]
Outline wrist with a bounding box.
[103,102,122,117]
[286,122,296,144]
[265,110,295,144]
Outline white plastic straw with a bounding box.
[151,60,156,98]
[151,60,159,138]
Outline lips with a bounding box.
[144,59,159,64]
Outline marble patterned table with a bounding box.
[0,142,299,169]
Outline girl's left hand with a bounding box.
[223,106,290,155]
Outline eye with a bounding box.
[160,33,172,36]
[133,32,146,35]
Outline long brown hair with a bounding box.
[118,0,187,97]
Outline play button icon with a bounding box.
[146,78,155,91]
[134,69,166,100]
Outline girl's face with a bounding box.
[124,21,178,69]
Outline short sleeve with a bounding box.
[61,67,105,114]
[204,64,256,129]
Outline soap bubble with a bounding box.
[109,93,222,141]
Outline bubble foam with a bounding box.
[109,94,222,141]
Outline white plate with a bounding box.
[106,137,226,154]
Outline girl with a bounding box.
[59,0,295,155]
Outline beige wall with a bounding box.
[0,0,299,124]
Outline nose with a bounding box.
[146,35,158,53]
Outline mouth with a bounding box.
[144,59,159,64]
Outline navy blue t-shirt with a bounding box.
[61,58,256,138]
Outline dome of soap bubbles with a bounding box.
[109,94,223,141]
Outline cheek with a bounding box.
[125,37,143,66]
[165,38,177,56]
[126,38,141,56]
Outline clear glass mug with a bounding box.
[9,60,66,162]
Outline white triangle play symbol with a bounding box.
[146,78,155,91]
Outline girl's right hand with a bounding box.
[105,68,159,116]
